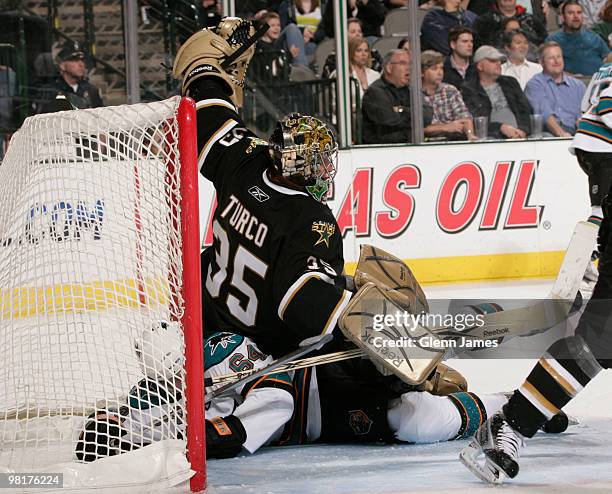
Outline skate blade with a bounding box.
[459,439,508,485]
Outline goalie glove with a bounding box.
[353,244,429,314]
[75,407,135,462]
[206,415,247,459]
[172,17,258,106]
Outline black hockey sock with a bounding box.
[504,335,602,438]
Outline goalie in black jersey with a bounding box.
[171,17,351,359]
[74,18,575,463]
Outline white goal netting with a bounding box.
[0,97,201,492]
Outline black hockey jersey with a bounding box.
[194,84,351,357]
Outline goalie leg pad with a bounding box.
[353,244,429,313]
[339,282,445,385]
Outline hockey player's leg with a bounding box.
[576,150,612,285]
[461,314,609,482]
[388,391,507,444]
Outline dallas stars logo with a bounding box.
[206,333,237,355]
[312,220,335,247]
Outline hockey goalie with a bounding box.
[74,15,579,463]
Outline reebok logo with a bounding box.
[483,327,509,337]
[248,186,269,202]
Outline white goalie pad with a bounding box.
[339,283,445,385]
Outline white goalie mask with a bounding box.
[268,114,338,203]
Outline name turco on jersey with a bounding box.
[220,194,268,247]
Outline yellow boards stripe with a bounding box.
[1,277,170,319]
[344,251,565,285]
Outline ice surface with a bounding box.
[202,280,612,494]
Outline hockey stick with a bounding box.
[205,333,334,403]
[205,348,365,387]
[433,220,598,346]
[204,221,598,388]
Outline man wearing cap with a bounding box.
[460,44,533,139]
[36,40,104,113]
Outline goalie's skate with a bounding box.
[459,413,524,484]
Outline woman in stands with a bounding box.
[279,0,322,64]
[329,36,380,110]
[348,36,381,100]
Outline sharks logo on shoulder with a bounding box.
[206,333,239,355]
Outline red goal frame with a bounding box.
[178,97,206,492]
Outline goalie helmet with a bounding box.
[269,114,338,203]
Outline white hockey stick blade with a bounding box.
[550,220,598,300]
[459,439,508,485]
[437,220,599,346]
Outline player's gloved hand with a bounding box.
[205,415,247,459]
[416,363,468,395]
[172,17,257,106]
[599,194,610,256]
[75,407,135,462]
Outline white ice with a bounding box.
[204,279,612,494]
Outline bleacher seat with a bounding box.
[383,7,429,36]
[290,64,317,82]
[372,36,404,58]
[314,38,335,77]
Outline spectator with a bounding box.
[461,45,533,138]
[420,0,477,55]
[250,17,290,82]
[278,0,321,62]
[197,0,222,28]
[347,36,381,99]
[397,37,411,52]
[592,0,612,46]
[470,0,547,21]
[474,0,547,49]
[547,0,610,75]
[579,0,608,28]
[524,41,586,135]
[0,64,16,161]
[443,27,479,89]
[501,17,522,34]
[501,29,542,88]
[421,50,476,140]
[255,11,310,67]
[279,0,322,30]
[362,49,433,143]
[36,40,103,112]
[316,0,387,42]
[322,18,383,78]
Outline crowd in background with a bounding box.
[2,0,612,150]
[238,0,612,143]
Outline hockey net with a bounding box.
[0,97,205,492]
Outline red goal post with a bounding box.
[0,96,206,492]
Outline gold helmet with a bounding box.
[269,114,338,203]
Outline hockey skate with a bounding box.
[459,412,524,484]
